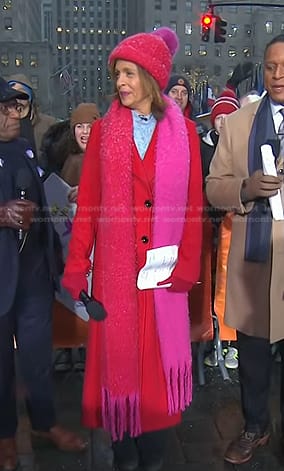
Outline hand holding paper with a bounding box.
[241,169,281,201]
[157,276,194,293]
[137,245,178,290]
[261,144,284,220]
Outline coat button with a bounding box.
[144,200,152,208]
[141,235,149,244]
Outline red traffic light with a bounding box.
[201,13,213,28]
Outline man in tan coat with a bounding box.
[206,34,284,465]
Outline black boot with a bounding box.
[137,429,169,471]
[112,434,139,471]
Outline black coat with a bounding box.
[0,137,61,317]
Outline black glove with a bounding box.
[226,62,254,89]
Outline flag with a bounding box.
[60,69,73,91]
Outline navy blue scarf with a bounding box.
[245,95,278,263]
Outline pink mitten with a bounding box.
[157,276,194,293]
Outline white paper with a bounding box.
[261,144,284,220]
[44,172,91,321]
[137,245,178,290]
[43,172,75,260]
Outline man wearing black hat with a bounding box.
[0,77,86,471]
[165,74,193,118]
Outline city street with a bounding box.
[17,351,284,471]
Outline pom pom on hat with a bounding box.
[70,102,100,128]
[108,27,179,90]
[152,26,179,57]
[210,88,240,126]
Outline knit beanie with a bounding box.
[164,74,191,96]
[210,88,240,126]
[70,102,100,128]
[108,27,179,90]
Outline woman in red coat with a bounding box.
[62,27,203,471]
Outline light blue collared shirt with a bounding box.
[131,110,157,160]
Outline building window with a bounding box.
[281,23,284,32]
[228,46,237,57]
[214,65,221,76]
[2,1,12,10]
[228,6,237,13]
[4,17,12,30]
[29,53,38,67]
[265,21,273,34]
[31,76,39,91]
[244,24,252,37]
[0,52,9,66]
[244,6,252,13]
[198,45,207,56]
[185,1,192,10]
[228,24,238,38]
[185,22,192,35]
[153,22,161,30]
[170,0,177,11]
[215,46,221,57]
[170,21,177,32]
[184,44,192,56]
[243,47,252,57]
[15,52,23,67]
[200,1,207,12]
[154,0,161,10]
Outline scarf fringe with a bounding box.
[102,388,141,441]
[167,363,192,415]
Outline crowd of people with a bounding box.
[0,25,284,471]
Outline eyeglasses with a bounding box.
[0,102,24,115]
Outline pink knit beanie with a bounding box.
[108,27,179,90]
[210,88,240,126]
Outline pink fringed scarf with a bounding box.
[99,96,191,441]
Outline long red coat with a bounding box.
[67,117,203,432]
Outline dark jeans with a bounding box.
[0,259,56,438]
[237,331,284,434]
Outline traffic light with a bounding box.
[201,13,213,42]
[214,16,227,43]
